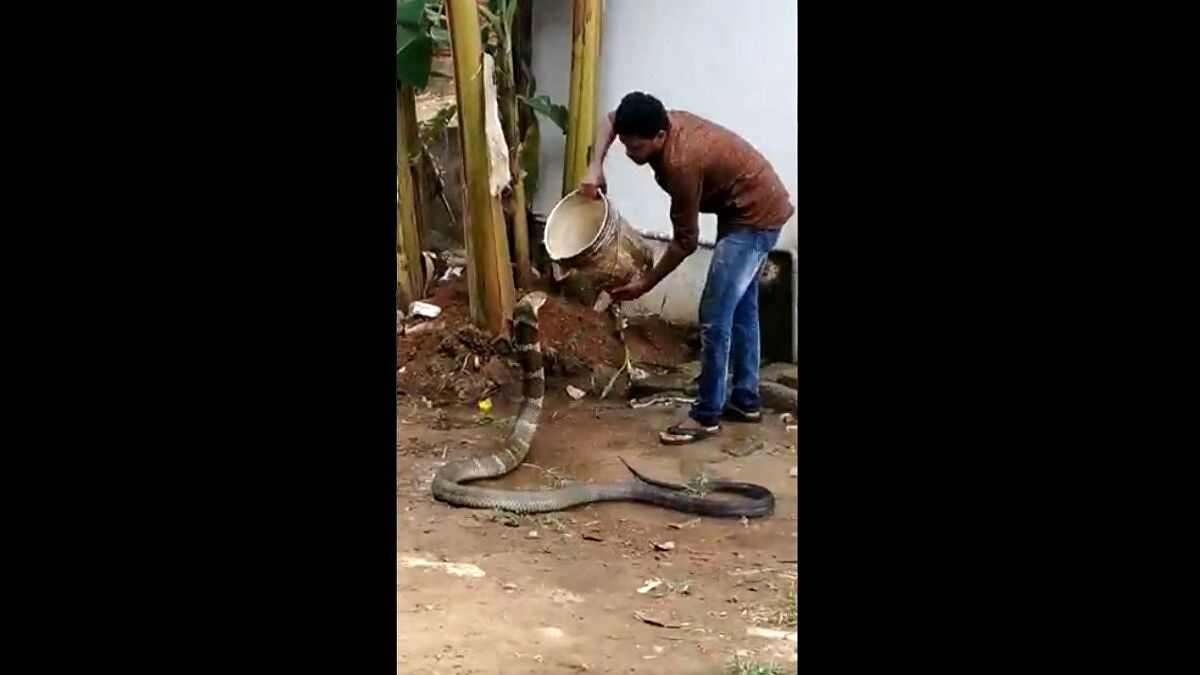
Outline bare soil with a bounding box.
[397,392,799,674]
[398,279,694,404]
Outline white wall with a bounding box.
[532,0,798,326]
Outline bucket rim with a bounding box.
[543,189,610,261]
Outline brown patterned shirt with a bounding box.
[650,111,794,252]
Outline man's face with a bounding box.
[619,131,666,165]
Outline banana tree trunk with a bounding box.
[562,0,603,196]
[446,0,515,335]
[505,122,533,289]
[512,0,535,139]
[499,15,533,290]
[397,85,425,308]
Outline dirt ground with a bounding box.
[397,392,799,674]
[398,278,695,405]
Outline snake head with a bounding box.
[519,291,548,315]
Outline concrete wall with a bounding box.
[531,0,798,329]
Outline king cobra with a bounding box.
[431,292,775,517]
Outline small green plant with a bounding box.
[769,592,797,627]
[725,655,785,675]
[521,462,571,488]
[418,103,458,146]
[745,582,797,628]
[684,474,712,497]
[539,514,570,532]
[540,469,568,488]
[665,578,695,595]
[487,509,523,527]
[781,588,797,626]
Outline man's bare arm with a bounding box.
[582,112,616,188]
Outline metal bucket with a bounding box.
[543,190,654,290]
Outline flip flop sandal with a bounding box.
[659,423,721,445]
[722,405,763,423]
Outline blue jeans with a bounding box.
[690,227,782,426]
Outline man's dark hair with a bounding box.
[613,92,668,139]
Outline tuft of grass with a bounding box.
[770,582,797,627]
[725,655,785,675]
[665,578,695,595]
[486,509,523,527]
[539,514,571,533]
[745,582,797,628]
[521,462,571,488]
[684,474,712,497]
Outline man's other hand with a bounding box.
[610,275,652,302]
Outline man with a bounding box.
[581,92,793,445]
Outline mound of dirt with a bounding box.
[397,278,693,404]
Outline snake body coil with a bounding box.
[431,292,774,517]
